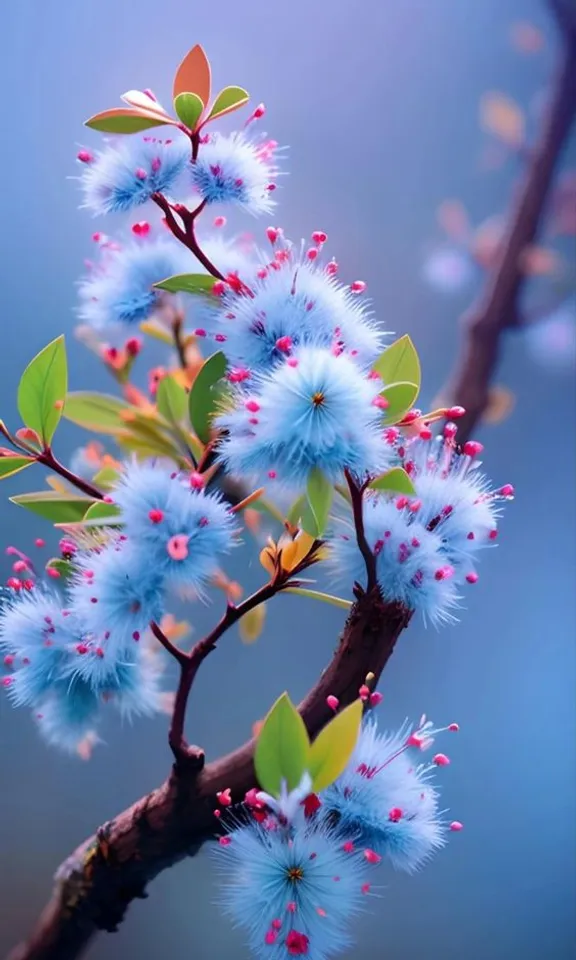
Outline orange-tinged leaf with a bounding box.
[280,531,316,572]
[260,542,277,576]
[252,718,265,738]
[482,386,516,425]
[520,245,561,276]
[173,44,211,106]
[239,603,266,644]
[480,93,525,148]
[437,200,470,241]
[84,108,175,134]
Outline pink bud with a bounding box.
[433,753,450,766]
[499,484,515,497]
[419,427,432,440]
[194,328,207,337]
[450,820,463,832]
[213,280,226,296]
[364,848,381,865]
[213,216,227,227]
[388,807,403,822]
[2,677,13,688]
[218,836,232,846]
[342,841,355,853]
[444,422,458,439]
[245,399,260,413]
[77,149,93,163]
[266,227,279,244]
[447,406,466,419]
[264,931,277,945]
[350,280,366,293]
[370,691,383,707]
[361,882,371,894]
[190,472,205,489]
[3,654,14,667]
[326,695,339,712]
[448,723,460,732]
[325,260,338,275]
[306,247,318,261]
[466,572,479,584]
[372,395,389,410]
[131,221,150,236]
[253,103,266,119]
[216,788,232,807]
[125,337,142,357]
[134,167,147,180]
[312,231,328,244]
[275,335,292,354]
[434,565,455,581]
[463,440,483,457]
[34,539,45,548]
[167,534,189,561]
[359,684,370,701]
[488,529,498,540]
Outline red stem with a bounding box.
[36,449,105,501]
[151,193,225,281]
[344,469,377,591]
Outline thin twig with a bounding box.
[151,193,225,280]
[344,468,377,591]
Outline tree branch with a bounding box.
[441,28,576,443]
[7,589,410,960]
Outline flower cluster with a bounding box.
[190,132,281,214]
[216,708,459,959]
[331,422,514,624]
[0,463,235,750]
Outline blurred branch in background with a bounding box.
[6,3,576,960]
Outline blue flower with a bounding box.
[100,650,164,720]
[210,244,385,374]
[218,347,392,488]
[67,541,165,673]
[215,818,368,960]
[113,462,237,594]
[79,133,190,215]
[78,236,193,328]
[0,591,77,706]
[35,675,101,753]
[190,132,280,214]
[322,717,449,873]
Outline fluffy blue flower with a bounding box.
[218,347,392,488]
[210,245,385,374]
[190,132,280,214]
[67,541,165,676]
[322,718,448,873]
[330,430,512,623]
[35,675,101,753]
[105,651,164,720]
[215,818,368,960]
[80,133,190,215]
[78,236,193,328]
[0,592,77,707]
[113,462,237,594]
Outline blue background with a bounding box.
[0,1,574,958]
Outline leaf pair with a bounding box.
[373,334,421,425]
[254,692,363,797]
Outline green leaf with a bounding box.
[286,494,307,528]
[381,381,420,425]
[304,468,333,538]
[85,108,172,134]
[83,500,122,526]
[92,466,120,489]
[373,334,421,390]
[189,351,227,444]
[0,455,36,480]
[156,375,188,426]
[17,336,67,446]
[254,692,310,797]
[207,85,250,121]
[369,466,416,496]
[63,393,131,435]
[153,273,216,296]
[309,699,363,793]
[10,491,96,522]
[173,91,204,129]
[284,587,352,610]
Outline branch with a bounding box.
[440,29,576,443]
[7,589,410,960]
[151,193,225,280]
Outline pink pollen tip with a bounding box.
[218,836,232,846]
[253,103,266,119]
[193,328,207,337]
[435,565,455,581]
[370,691,383,707]
[213,280,226,296]
[190,472,205,489]
[450,820,464,832]
[77,149,93,163]
[350,280,366,293]
[306,247,318,261]
[433,753,450,766]
[271,918,282,931]
[34,538,45,548]
[312,231,328,244]
[463,440,483,457]
[325,260,338,275]
[2,677,13,688]
[326,695,339,712]
[216,788,232,807]
[358,684,370,701]
[499,484,515,497]
[364,848,382,865]
[447,406,466,419]
[267,470,277,479]
[131,221,150,236]
[264,931,277,945]
[448,723,460,732]
[134,167,147,180]
[245,399,260,413]
[388,807,403,822]
[3,654,14,667]
[466,572,479,584]
[266,226,279,244]
[342,841,355,853]
[419,427,433,440]
[444,422,458,439]
[167,534,189,561]
[213,216,226,227]
[488,529,498,540]
[148,509,164,524]
[373,395,389,410]
[361,883,371,894]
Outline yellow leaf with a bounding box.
[480,92,525,148]
[259,540,277,576]
[280,531,316,572]
[520,246,561,276]
[482,386,516,425]
[309,699,363,793]
[173,44,211,106]
[239,603,267,644]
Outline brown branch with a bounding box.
[441,25,576,443]
[151,193,225,280]
[7,589,410,960]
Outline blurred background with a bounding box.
[0,0,574,958]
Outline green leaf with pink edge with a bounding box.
[17,336,67,446]
[254,692,310,797]
[0,454,36,480]
[173,92,204,130]
[84,108,174,134]
[10,491,96,522]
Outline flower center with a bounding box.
[311,392,325,407]
[287,866,304,883]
